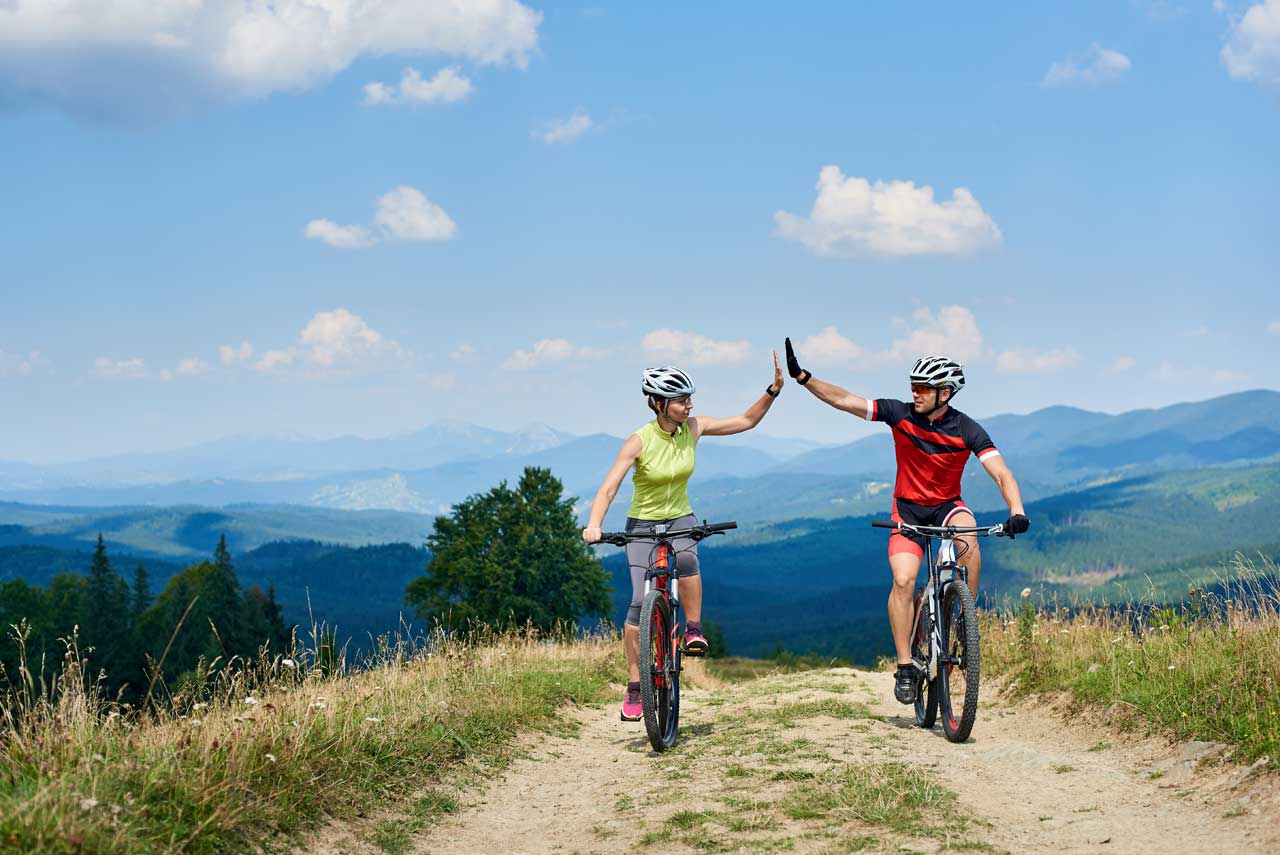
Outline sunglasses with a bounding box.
[910,384,937,395]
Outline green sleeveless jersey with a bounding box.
[627,420,696,520]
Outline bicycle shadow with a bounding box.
[614,720,717,753]
[881,713,981,744]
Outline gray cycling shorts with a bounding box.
[624,514,701,626]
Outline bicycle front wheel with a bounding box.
[638,590,680,751]
[937,580,980,743]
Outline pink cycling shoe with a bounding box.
[684,622,708,657]
[620,683,642,721]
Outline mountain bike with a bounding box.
[597,520,737,751]
[871,519,1012,742]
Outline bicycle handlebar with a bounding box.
[595,520,737,547]
[871,519,1008,538]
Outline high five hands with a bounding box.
[784,337,811,385]
[768,350,784,396]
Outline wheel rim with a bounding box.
[651,602,670,736]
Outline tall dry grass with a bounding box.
[982,554,1280,765]
[0,622,620,855]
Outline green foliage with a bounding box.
[405,468,612,632]
[1,534,293,704]
[703,620,729,658]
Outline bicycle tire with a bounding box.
[638,590,680,751]
[937,580,980,743]
[911,588,938,728]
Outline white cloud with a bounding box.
[93,356,146,380]
[176,356,209,377]
[996,347,1082,374]
[887,306,986,364]
[1222,0,1280,88]
[1267,320,1280,335]
[300,309,401,369]
[449,343,476,361]
[255,348,297,373]
[0,0,540,122]
[305,220,376,250]
[798,326,866,366]
[502,338,608,370]
[1214,368,1250,384]
[307,186,455,249]
[641,329,752,366]
[533,111,594,144]
[363,66,473,106]
[1107,355,1137,374]
[375,186,457,242]
[219,341,254,365]
[1184,324,1210,337]
[1042,43,1132,87]
[774,167,1002,259]
[0,349,48,377]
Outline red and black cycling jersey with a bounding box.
[866,398,1000,505]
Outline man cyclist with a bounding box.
[784,338,1029,705]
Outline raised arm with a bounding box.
[582,434,643,543]
[693,351,784,438]
[784,337,871,419]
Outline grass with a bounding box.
[781,762,960,835]
[706,654,850,683]
[983,554,1280,766]
[758,699,877,726]
[0,625,618,855]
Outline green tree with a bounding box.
[132,562,152,621]
[81,534,133,692]
[703,620,729,659]
[405,467,612,633]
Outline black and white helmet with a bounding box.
[909,356,965,393]
[642,366,696,399]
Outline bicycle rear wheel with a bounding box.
[937,580,980,742]
[911,588,938,728]
[638,590,680,752]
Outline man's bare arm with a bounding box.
[801,376,871,418]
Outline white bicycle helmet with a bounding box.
[909,356,965,393]
[642,366,696,398]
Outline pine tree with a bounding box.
[82,534,133,692]
[132,562,152,620]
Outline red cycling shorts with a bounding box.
[888,497,971,560]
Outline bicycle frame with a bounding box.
[914,533,969,679]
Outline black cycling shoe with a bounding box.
[894,665,918,704]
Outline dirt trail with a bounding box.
[312,667,1279,855]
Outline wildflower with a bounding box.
[365,716,382,723]
[79,798,99,811]
[1159,625,1169,631]
[1168,665,1176,670]
[1128,660,1135,667]
[1111,637,1123,645]
[309,702,326,710]
[243,697,259,706]
[92,753,105,763]
[265,754,277,763]
[190,719,204,727]
[281,659,296,669]
[193,703,208,710]
[1020,588,1032,599]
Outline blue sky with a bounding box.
[2,0,1277,462]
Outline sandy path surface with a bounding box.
[312,667,1279,855]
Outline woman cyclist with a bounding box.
[582,356,784,721]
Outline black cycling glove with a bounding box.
[1004,513,1030,538]
[784,337,811,385]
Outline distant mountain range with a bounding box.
[1,391,1277,534]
